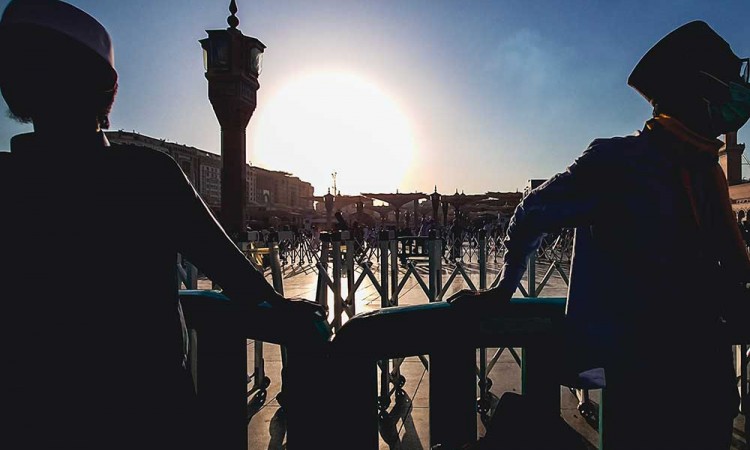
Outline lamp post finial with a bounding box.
[228,0,239,29]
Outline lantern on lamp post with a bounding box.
[200,0,265,242]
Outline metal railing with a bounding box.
[176,226,748,450]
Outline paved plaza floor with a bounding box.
[200,259,748,449]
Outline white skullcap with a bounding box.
[0,0,115,70]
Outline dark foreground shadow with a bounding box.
[379,392,423,449]
[267,407,287,450]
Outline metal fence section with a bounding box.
[311,227,575,422]
[177,232,287,417]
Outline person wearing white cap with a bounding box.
[0,1,328,449]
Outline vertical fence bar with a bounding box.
[478,230,487,291]
[527,252,537,298]
[378,230,391,415]
[332,231,343,331]
[428,230,440,302]
[521,344,560,421]
[379,231,390,308]
[430,347,477,448]
[344,231,355,309]
[317,232,330,311]
[183,301,247,450]
[390,235,399,306]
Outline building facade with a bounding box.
[720,131,750,218]
[106,131,315,224]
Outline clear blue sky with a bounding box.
[1,0,748,194]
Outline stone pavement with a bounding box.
[199,259,747,449]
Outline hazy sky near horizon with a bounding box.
[1,0,748,195]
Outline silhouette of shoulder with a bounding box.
[107,143,193,193]
[108,143,183,173]
[582,133,648,162]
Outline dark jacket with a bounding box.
[498,127,742,354]
[495,125,742,448]
[0,132,277,448]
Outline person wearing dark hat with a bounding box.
[449,21,749,449]
[0,1,327,448]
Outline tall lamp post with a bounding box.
[324,189,335,231]
[430,187,441,224]
[200,0,265,241]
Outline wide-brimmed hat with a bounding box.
[628,21,743,106]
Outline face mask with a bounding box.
[704,80,750,135]
[709,82,750,133]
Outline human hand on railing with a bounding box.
[446,287,513,315]
[263,295,331,348]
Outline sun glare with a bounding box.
[252,72,415,195]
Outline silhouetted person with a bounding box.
[334,210,349,231]
[451,21,749,449]
[450,215,464,260]
[0,1,325,449]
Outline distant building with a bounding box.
[106,131,315,224]
[524,179,547,198]
[107,131,222,212]
[721,131,750,218]
[246,165,315,219]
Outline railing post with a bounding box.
[181,293,248,450]
[379,230,390,308]
[268,233,284,294]
[177,254,198,290]
[478,230,487,291]
[332,231,344,331]
[390,233,399,306]
[527,252,537,298]
[428,230,440,302]
[521,344,560,421]
[430,347,477,448]
[344,231,355,306]
[317,232,331,311]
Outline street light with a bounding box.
[200,0,266,241]
[430,187,441,225]
[323,188,335,231]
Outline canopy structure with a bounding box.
[441,192,488,212]
[332,194,369,210]
[470,197,521,213]
[303,194,372,230]
[362,192,428,229]
[302,194,367,209]
[363,205,393,221]
[485,191,523,205]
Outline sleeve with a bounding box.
[161,154,280,305]
[495,141,606,294]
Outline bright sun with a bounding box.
[251,72,415,195]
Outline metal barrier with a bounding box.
[314,230,429,415]
[176,232,287,421]
[284,298,567,449]
[245,234,285,408]
[179,272,748,450]
[312,227,574,420]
